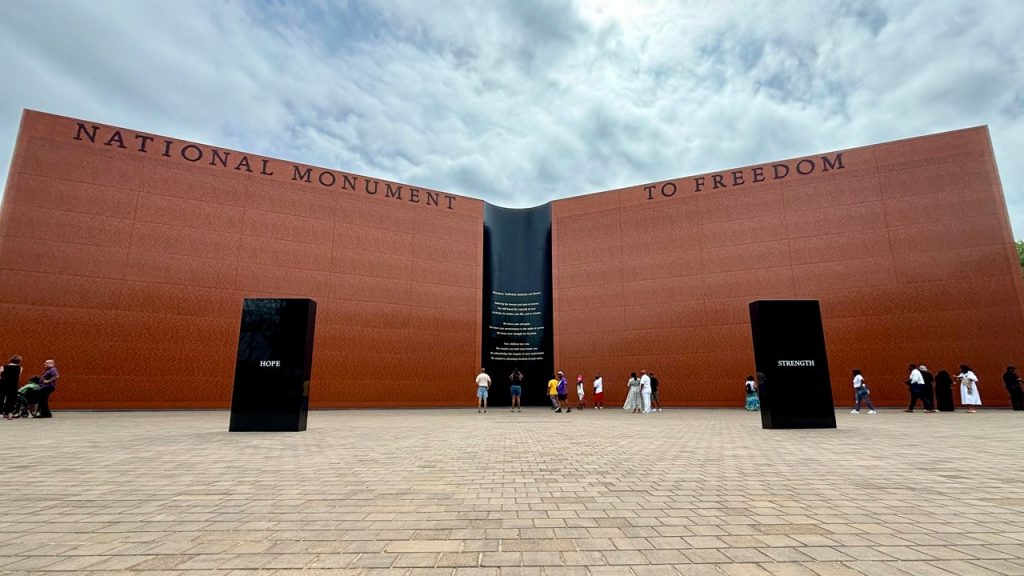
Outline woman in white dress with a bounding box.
[956,364,981,413]
[623,372,643,413]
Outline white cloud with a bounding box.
[2,0,1023,235]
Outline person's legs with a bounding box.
[906,386,921,411]
[853,393,862,412]
[641,391,651,414]
[1010,387,1024,410]
[652,391,661,410]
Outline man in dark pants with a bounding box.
[905,363,932,412]
[1003,366,1024,411]
[919,365,936,413]
[649,372,662,412]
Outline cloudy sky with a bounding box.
[2,1,1023,235]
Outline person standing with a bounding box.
[639,370,652,414]
[744,375,760,411]
[28,359,59,418]
[919,365,936,413]
[905,363,928,412]
[547,374,559,411]
[956,364,981,413]
[593,374,604,409]
[849,369,876,414]
[1003,366,1024,411]
[935,369,955,412]
[624,372,642,413]
[1,355,24,419]
[556,371,572,413]
[575,374,586,409]
[508,368,523,412]
[650,372,662,411]
[475,368,491,413]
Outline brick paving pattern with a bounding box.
[1,408,1023,575]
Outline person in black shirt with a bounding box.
[1003,366,1023,411]
[1,355,23,419]
[649,372,662,412]
[919,365,936,413]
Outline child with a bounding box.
[576,374,586,409]
[593,374,604,409]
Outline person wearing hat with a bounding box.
[1002,366,1023,411]
[919,365,936,413]
[555,371,571,413]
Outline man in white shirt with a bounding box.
[640,370,652,414]
[475,368,491,413]
[905,363,929,412]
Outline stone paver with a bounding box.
[2,408,1024,575]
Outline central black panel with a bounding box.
[482,203,554,406]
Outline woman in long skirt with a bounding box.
[623,372,643,413]
[744,375,760,411]
[957,364,982,413]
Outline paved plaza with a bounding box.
[2,408,1023,576]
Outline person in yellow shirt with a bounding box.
[547,375,559,411]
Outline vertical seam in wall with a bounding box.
[874,147,899,284]
[781,180,796,297]
[119,156,146,313]
[233,176,247,291]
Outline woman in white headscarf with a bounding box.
[956,364,981,413]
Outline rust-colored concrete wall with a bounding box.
[552,127,1024,407]
[2,112,1021,408]
[0,110,482,408]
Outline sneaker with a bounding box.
[850,410,860,414]
[903,409,913,413]
[511,409,515,412]
[555,408,562,413]
[868,410,877,414]
[658,408,662,412]
[566,408,572,413]
[517,409,521,412]
[477,410,481,413]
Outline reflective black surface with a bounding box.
[229,298,317,432]
[749,300,836,429]
[481,203,554,406]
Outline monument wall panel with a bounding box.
[0,110,483,408]
[551,126,1024,407]
[2,111,1022,408]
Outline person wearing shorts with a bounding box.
[547,374,559,411]
[509,368,523,412]
[556,371,572,413]
[475,368,491,413]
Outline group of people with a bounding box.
[622,370,662,414]
[473,368,646,413]
[476,361,1024,414]
[1,356,60,419]
[849,363,990,414]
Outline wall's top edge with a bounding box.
[15,108,484,215]
[17,108,991,211]
[551,125,993,206]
